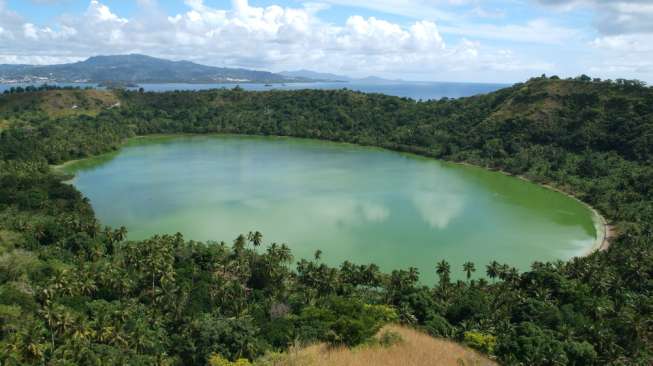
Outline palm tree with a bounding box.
[463,261,476,281]
[486,261,500,282]
[435,260,451,288]
[498,264,511,281]
[314,249,323,261]
[248,231,263,247]
[115,226,128,242]
[233,234,247,254]
[407,267,420,284]
[505,267,520,283]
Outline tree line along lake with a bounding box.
[1,80,508,100]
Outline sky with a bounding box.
[0,0,651,83]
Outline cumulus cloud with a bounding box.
[440,18,578,45]
[535,0,653,80]
[1,0,647,81]
[589,33,653,77]
[538,0,653,35]
[0,0,515,78]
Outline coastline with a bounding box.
[50,132,613,257]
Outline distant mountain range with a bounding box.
[280,69,404,84]
[0,54,312,84]
[0,54,411,85]
[279,70,351,82]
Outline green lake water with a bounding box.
[64,135,600,283]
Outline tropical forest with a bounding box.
[0,74,652,365]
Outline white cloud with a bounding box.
[88,0,126,22]
[0,0,504,78]
[537,0,653,35]
[589,33,653,78]
[315,0,458,22]
[441,19,579,45]
[22,23,38,40]
[2,0,646,82]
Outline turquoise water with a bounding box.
[64,135,599,283]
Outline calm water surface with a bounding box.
[64,136,599,282]
[1,81,507,100]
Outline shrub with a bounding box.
[565,341,598,366]
[295,296,398,347]
[495,322,568,365]
[463,331,497,355]
[208,354,252,366]
[179,314,265,363]
[422,314,452,338]
[445,289,489,325]
[377,330,404,347]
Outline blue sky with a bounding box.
[0,0,652,82]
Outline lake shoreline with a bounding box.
[455,162,612,256]
[52,132,610,259]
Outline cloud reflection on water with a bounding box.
[412,190,464,229]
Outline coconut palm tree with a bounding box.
[435,260,451,289]
[248,231,263,247]
[486,261,500,282]
[233,234,247,254]
[463,261,476,281]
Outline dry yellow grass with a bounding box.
[261,325,497,366]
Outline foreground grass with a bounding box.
[256,325,496,366]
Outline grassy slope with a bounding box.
[261,325,496,366]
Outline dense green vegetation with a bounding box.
[0,76,652,365]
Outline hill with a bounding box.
[280,70,405,83]
[0,76,651,365]
[0,54,309,84]
[280,70,350,82]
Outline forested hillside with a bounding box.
[0,54,304,84]
[0,76,651,365]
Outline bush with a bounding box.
[295,296,397,347]
[565,341,598,366]
[495,322,568,365]
[377,330,403,347]
[208,354,252,366]
[260,317,295,349]
[179,314,265,363]
[421,314,452,338]
[445,289,489,325]
[463,331,497,355]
